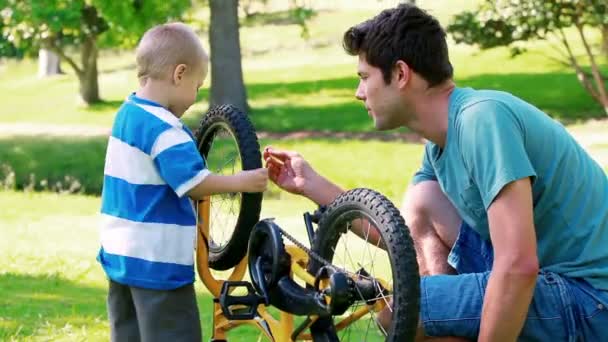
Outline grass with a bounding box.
[0,191,209,341]
[0,136,107,194]
[1,132,604,340]
[0,189,390,341]
[2,3,607,340]
[0,6,606,131]
[0,135,424,202]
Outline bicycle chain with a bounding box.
[272,220,348,274]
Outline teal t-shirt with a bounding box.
[413,87,608,291]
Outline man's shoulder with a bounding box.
[452,97,514,135]
[453,89,516,115]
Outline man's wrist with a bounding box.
[302,173,342,206]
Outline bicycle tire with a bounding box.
[307,188,419,341]
[195,104,263,270]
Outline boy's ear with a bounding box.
[173,64,188,85]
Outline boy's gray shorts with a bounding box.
[107,280,202,342]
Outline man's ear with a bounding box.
[173,64,188,85]
[393,60,410,89]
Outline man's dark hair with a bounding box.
[343,4,453,87]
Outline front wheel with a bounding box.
[194,104,263,270]
[307,188,420,342]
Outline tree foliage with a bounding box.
[0,0,190,104]
[447,0,608,115]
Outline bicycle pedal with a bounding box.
[219,281,265,320]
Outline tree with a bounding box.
[0,0,190,105]
[447,0,608,115]
[207,0,315,114]
[38,48,63,78]
[0,19,20,58]
[209,0,249,113]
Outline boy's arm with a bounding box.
[186,168,268,200]
[152,126,268,200]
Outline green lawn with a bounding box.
[0,191,258,341]
[2,3,608,340]
[0,187,394,341]
[0,6,605,131]
[0,135,424,202]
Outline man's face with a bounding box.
[355,55,403,131]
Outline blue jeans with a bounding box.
[420,223,608,341]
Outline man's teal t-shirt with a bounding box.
[413,87,608,291]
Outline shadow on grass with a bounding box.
[67,68,605,133]
[86,100,124,113]
[458,72,604,123]
[241,8,317,27]
[0,136,107,195]
[188,70,604,131]
[0,273,107,338]
[0,273,225,340]
[1,70,603,195]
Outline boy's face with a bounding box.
[169,59,208,118]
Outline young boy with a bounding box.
[98,23,268,341]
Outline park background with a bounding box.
[1,0,607,340]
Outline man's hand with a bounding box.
[263,146,343,206]
[235,168,269,193]
[263,147,317,195]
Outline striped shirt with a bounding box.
[97,94,209,290]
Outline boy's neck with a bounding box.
[135,79,171,109]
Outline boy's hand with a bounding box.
[237,168,269,193]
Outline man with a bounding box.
[264,3,608,341]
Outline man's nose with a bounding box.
[355,82,365,101]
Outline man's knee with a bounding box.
[401,181,460,246]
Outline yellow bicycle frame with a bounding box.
[196,197,387,342]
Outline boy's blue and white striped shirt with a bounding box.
[98,94,209,290]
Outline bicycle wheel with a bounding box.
[307,188,419,342]
[195,104,263,270]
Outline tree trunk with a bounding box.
[79,35,101,105]
[575,23,608,115]
[602,24,608,60]
[37,48,62,78]
[209,0,249,114]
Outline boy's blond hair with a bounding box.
[136,22,207,82]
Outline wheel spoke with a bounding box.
[205,126,242,251]
[325,213,394,341]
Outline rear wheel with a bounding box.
[308,188,420,342]
[195,104,263,270]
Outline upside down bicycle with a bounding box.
[194,105,420,341]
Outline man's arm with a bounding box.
[264,147,386,246]
[478,178,538,341]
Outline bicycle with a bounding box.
[194,105,420,341]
